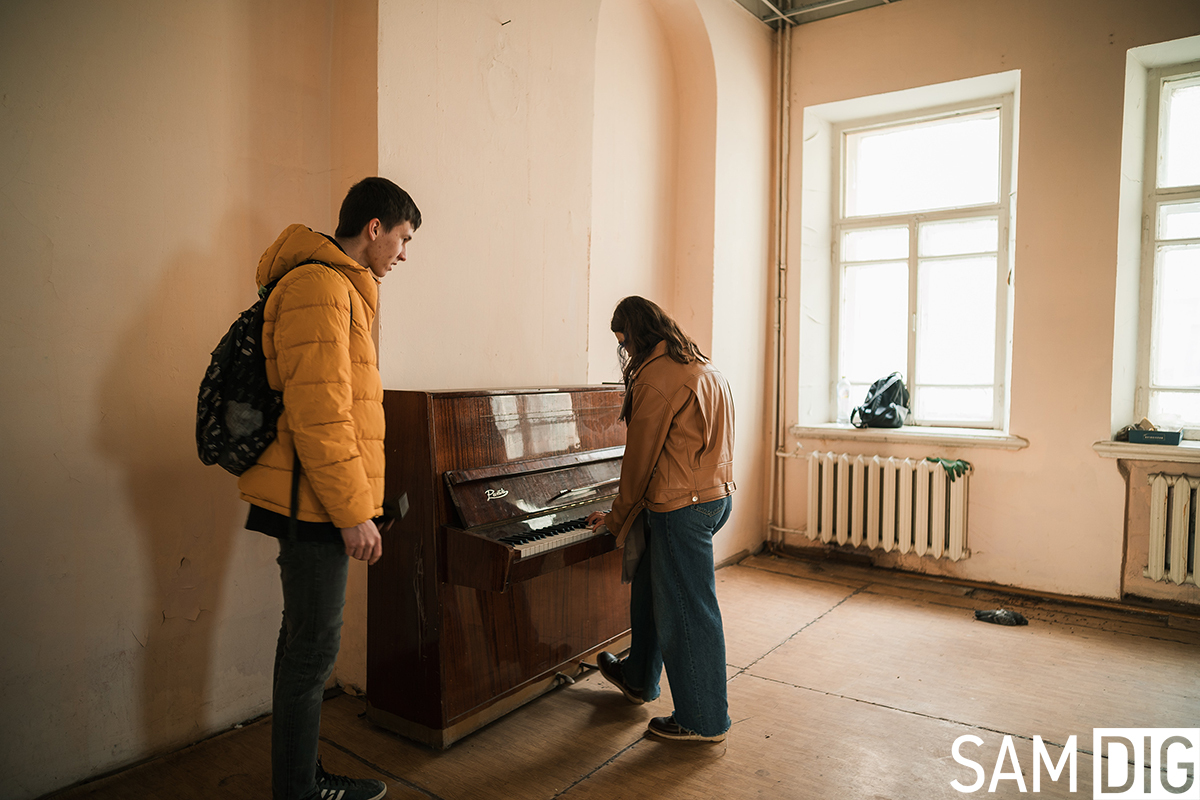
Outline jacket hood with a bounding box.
[257,224,379,314]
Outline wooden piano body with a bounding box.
[366,386,631,748]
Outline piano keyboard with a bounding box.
[498,516,596,557]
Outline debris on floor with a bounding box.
[974,609,1028,626]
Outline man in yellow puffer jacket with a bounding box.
[238,177,419,800]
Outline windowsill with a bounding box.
[1092,439,1200,464]
[789,423,1029,451]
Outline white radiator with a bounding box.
[806,452,970,561]
[1146,473,1199,586]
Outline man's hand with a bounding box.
[585,510,610,532]
[340,520,383,565]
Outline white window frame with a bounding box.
[1137,61,1200,430]
[831,95,1015,429]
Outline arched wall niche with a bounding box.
[588,0,718,382]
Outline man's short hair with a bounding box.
[335,177,422,238]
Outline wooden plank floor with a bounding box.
[47,554,1200,799]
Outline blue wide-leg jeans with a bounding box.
[622,496,732,737]
[273,538,348,800]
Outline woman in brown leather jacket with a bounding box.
[586,296,736,743]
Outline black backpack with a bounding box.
[850,372,910,429]
[196,260,331,475]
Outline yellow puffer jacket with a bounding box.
[238,224,384,529]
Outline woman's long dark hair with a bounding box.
[611,296,706,421]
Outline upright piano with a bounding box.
[366,386,631,748]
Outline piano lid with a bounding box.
[443,446,624,530]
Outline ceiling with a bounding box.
[732,0,903,28]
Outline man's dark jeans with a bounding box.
[273,538,348,800]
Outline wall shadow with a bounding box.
[93,212,271,753]
[91,0,343,758]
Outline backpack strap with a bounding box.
[878,372,903,398]
[288,451,301,541]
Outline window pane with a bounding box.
[1152,244,1200,387]
[919,217,999,257]
[1159,200,1200,240]
[1161,80,1200,188]
[842,226,907,262]
[914,386,993,423]
[841,261,908,385]
[847,382,875,409]
[916,256,997,385]
[846,110,1000,217]
[1150,390,1200,429]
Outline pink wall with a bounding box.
[0,2,370,796]
[589,0,681,383]
[374,0,600,392]
[780,0,1200,598]
[590,0,775,566]
[698,0,775,564]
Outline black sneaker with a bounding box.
[646,715,726,743]
[315,757,387,800]
[597,651,644,705]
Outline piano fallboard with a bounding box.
[440,447,623,591]
[444,446,623,528]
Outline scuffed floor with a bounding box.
[48,554,1200,799]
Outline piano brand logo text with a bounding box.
[485,488,509,500]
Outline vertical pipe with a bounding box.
[766,18,792,543]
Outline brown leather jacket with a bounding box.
[606,341,736,546]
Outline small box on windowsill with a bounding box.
[1127,429,1182,446]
